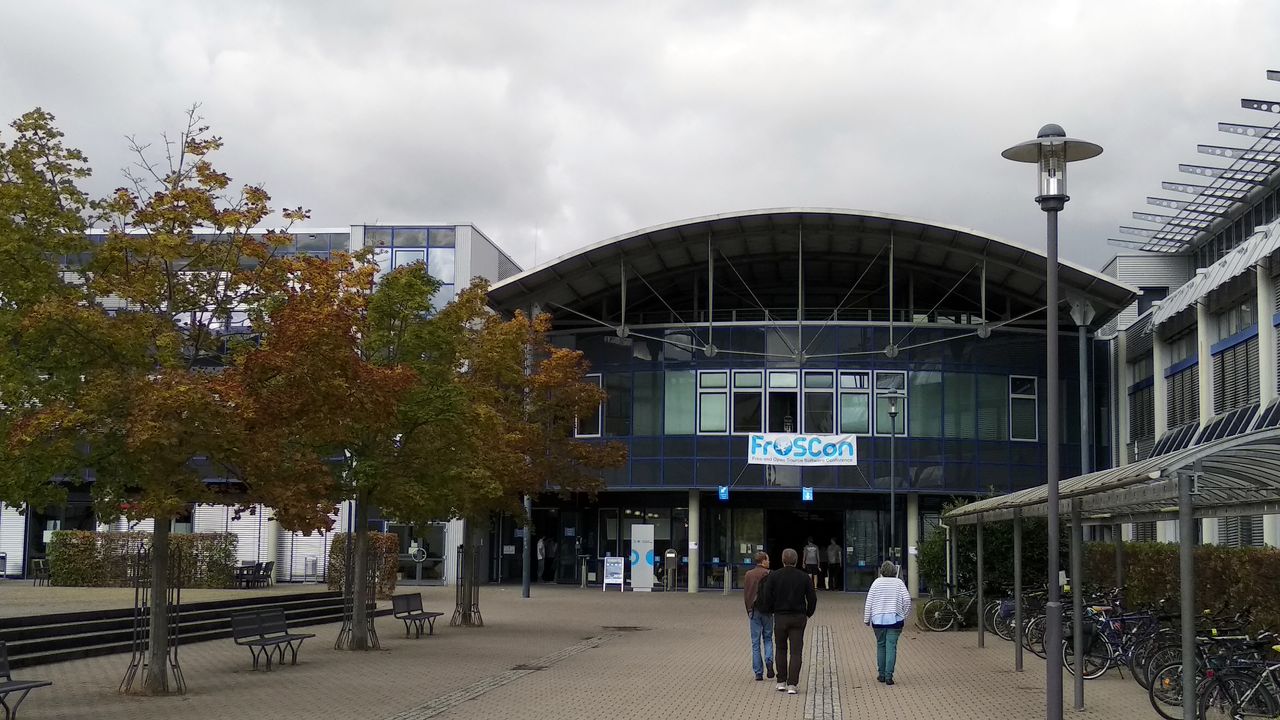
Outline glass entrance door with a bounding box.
[731,509,764,589]
[388,522,447,585]
[845,510,882,592]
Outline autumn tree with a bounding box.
[0,108,325,695]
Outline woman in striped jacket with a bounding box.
[863,561,912,685]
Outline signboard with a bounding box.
[630,524,655,592]
[602,556,626,592]
[502,545,515,556]
[801,486,814,502]
[747,433,859,466]
[717,485,729,501]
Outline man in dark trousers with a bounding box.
[758,547,817,695]
[742,551,774,681]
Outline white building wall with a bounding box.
[0,503,27,577]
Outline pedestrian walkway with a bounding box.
[7,585,1153,719]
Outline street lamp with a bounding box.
[1002,124,1102,720]
[883,390,906,567]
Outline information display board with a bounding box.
[602,556,625,592]
[630,524,654,592]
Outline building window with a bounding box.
[428,248,456,284]
[1137,287,1168,315]
[664,370,695,435]
[576,374,602,437]
[839,371,871,434]
[1220,299,1257,340]
[731,370,763,434]
[767,371,799,432]
[393,249,425,269]
[604,373,632,437]
[1009,375,1038,441]
[633,371,663,436]
[874,371,907,436]
[976,374,1009,441]
[803,371,835,434]
[943,372,976,439]
[698,371,729,434]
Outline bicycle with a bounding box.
[920,587,987,632]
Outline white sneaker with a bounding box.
[776,683,787,692]
[787,685,798,695]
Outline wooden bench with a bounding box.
[392,593,444,638]
[230,609,315,671]
[0,641,51,720]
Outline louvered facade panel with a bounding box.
[0,503,27,577]
[1219,516,1264,548]
[276,530,331,583]
[193,505,230,534]
[1124,314,1154,361]
[1133,521,1157,543]
[1214,337,1260,414]
[1168,365,1200,428]
[1129,385,1155,447]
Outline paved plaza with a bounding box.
[1,583,1154,719]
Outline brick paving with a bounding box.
[4,584,1158,719]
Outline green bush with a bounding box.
[1084,541,1280,630]
[327,532,399,599]
[918,503,1064,596]
[47,530,238,588]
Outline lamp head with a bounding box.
[1001,124,1103,204]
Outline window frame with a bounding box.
[1009,374,1039,442]
[697,370,730,435]
[730,370,764,435]
[873,370,908,437]
[802,370,836,434]
[766,370,800,433]
[575,373,603,438]
[839,370,872,435]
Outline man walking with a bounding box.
[802,537,821,589]
[742,551,774,682]
[758,548,817,695]
[825,537,842,591]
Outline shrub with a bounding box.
[47,530,238,588]
[327,532,399,599]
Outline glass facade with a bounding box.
[369,225,458,308]
[562,325,1093,496]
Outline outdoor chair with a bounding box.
[0,640,51,720]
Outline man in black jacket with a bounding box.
[758,547,817,694]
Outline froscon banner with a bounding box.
[747,433,859,466]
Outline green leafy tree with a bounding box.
[0,107,323,694]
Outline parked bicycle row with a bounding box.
[921,584,1280,719]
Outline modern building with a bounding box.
[486,208,1134,592]
[0,223,521,585]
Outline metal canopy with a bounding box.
[487,208,1136,330]
[1149,218,1280,328]
[946,426,1280,525]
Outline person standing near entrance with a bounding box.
[536,535,547,582]
[742,551,774,682]
[758,548,817,695]
[825,537,842,591]
[864,560,912,686]
[543,535,558,582]
[802,537,821,588]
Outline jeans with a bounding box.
[874,627,902,679]
[748,611,774,675]
[775,613,808,686]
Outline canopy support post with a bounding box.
[1071,498,1084,711]
[1179,469,1196,720]
[1113,523,1124,589]
[1014,511,1023,672]
[977,519,985,648]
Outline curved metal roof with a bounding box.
[946,425,1280,525]
[1150,218,1280,329]
[488,208,1137,330]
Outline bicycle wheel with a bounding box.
[921,598,955,632]
[982,600,1000,634]
[1063,624,1112,680]
[1142,645,1183,692]
[993,607,1014,642]
[1148,662,1190,720]
[1199,671,1277,720]
[1024,616,1047,658]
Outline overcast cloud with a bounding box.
[3,0,1279,271]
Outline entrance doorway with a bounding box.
[386,523,446,585]
[764,509,843,589]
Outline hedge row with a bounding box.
[1083,542,1280,631]
[327,532,399,600]
[47,530,238,588]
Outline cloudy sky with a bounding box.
[3,0,1279,271]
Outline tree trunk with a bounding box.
[350,495,371,650]
[142,519,171,694]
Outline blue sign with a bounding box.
[801,486,814,502]
[717,485,730,501]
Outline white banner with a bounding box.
[630,524,654,592]
[747,433,859,466]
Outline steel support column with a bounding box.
[522,494,532,599]
[1014,511,1024,672]
[1044,204,1064,720]
[688,490,701,593]
[977,520,985,648]
[1113,523,1124,588]
[1179,470,1196,720]
[1071,498,1084,711]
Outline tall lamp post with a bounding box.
[1002,124,1102,720]
[884,390,906,566]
